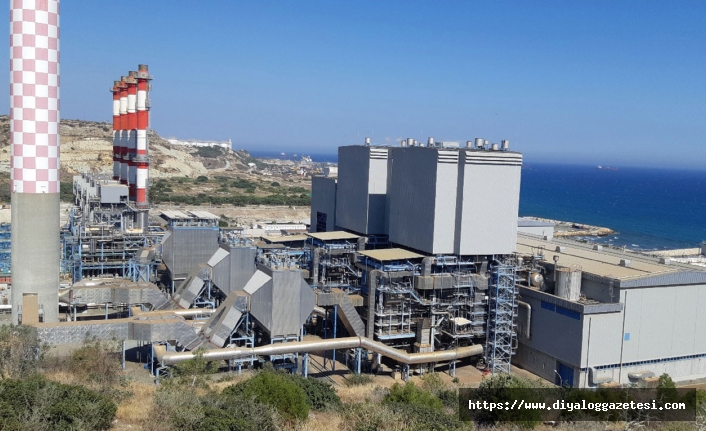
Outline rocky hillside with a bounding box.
[0,115,260,179]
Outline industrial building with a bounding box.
[8,0,706,388]
[513,233,706,388]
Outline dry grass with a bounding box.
[336,382,385,405]
[115,381,157,428]
[296,411,344,431]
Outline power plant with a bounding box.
[7,1,706,391]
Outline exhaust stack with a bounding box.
[10,0,61,323]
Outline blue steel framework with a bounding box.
[0,224,10,274]
[486,263,518,375]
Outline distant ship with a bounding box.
[597,165,618,171]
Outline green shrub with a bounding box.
[0,324,45,379]
[384,382,443,411]
[270,181,280,187]
[388,402,468,431]
[196,175,208,183]
[223,370,309,421]
[475,374,541,428]
[283,373,341,411]
[69,338,122,393]
[344,373,374,387]
[0,375,116,430]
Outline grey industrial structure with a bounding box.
[8,135,706,389]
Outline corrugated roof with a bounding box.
[358,248,424,261]
[516,234,698,283]
[307,231,360,241]
[160,210,192,220]
[261,234,309,243]
[188,210,219,220]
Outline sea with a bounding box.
[520,164,706,251]
[246,148,706,252]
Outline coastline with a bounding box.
[522,216,616,237]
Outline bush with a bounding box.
[344,373,374,387]
[69,338,122,393]
[196,175,209,183]
[0,324,45,379]
[270,181,280,187]
[475,374,542,428]
[223,370,309,421]
[0,375,117,430]
[283,373,341,411]
[384,382,443,411]
[169,349,214,388]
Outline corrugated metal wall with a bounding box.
[455,150,522,255]
[310,176,337,232]
[335,146,388,235]
[163,226,220,279]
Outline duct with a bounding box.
[159,265,209,309]
[357,237,366,252]
[130,315,201,344]
[315,289,365,337]
[422,257,433,277]
[199,291,249,348]
[366,270,381,339]
[518,301,531,339]
[312,248,321,285]
[247,267,316,337]
[157,336,483,366]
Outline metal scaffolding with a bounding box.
[486,263,518,375]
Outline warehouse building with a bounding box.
[514,233,706,388]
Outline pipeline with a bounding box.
[156,336,483,366]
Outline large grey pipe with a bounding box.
[312,248,321,285]
[366,270,381,339]
[156,336,483,366]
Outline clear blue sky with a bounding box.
[2,1,705,168]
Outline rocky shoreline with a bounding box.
[523,217,616,237]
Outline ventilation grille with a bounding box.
[369,148,388,160]
[437,150,459,164]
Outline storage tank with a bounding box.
[555,266,582,301]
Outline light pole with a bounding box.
[554,369,563,388]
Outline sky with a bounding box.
[1,1,705,168]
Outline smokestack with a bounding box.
[10,0,61,323]
[111,81,121,180]
[135,64,152,225]
[126,72,138,201]
[118,77,129,185]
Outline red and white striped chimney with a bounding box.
[126,71,138,201]
[10,0,61,323]
[135,64,152,207]
[111,80,120,180]
[118,76,128,185]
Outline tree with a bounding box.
[0,324,45,379]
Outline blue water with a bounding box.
[245,149,337,164]
[246,148,706,251]
[519,164,706,251]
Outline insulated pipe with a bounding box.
[118,77,129,184]
[518,301,531,339]
[126,72,138,201]
[156,336,483,366]
[10,0,61,324]
[111,81,121,180]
